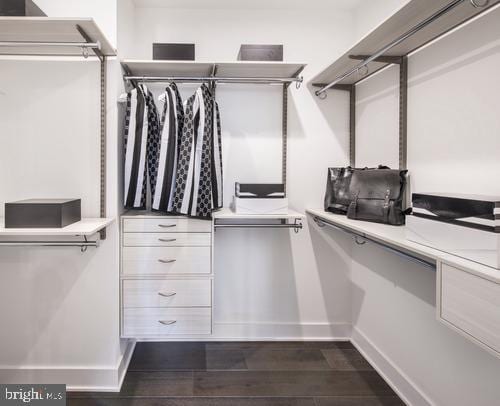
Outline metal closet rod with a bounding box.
[312,216,436,270]
[0,41,101,49]
[315,0,488,96]
[0,241,98,247]
[214,223,303,229]
[124,76,303,84]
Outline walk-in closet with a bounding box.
[1,0,499,405]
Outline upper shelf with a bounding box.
[311,0,500,88]
[0,17,116,57]
[121,60,306,83]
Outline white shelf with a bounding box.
[307,209,500,283]
[121,60,306,80]
[214,207,304,220]
[0,218,114,237]
[311,0,500,87]
[0,17,116,57]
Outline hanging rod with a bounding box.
[312,216,436,270]
[214,224,302,229]
[315,0,488,96]
[124,76,303,85]
[0,239,99,252]
[214,219,303,233]
[0,41,101,58]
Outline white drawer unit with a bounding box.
[123,217,212,233]
[122,246,211,276]
[123,307,212,337]
[120,213,213,339]
[437,262,500,358]
[123,232,211,247]
[123,279,211,308]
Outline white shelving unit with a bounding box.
[0,218,114,237]
[121,60,306,83]
[213,208,304,232]
[311,0,500,89]
[0,17,116,247]
[0,17,116,57]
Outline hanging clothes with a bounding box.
[172,84,223,218]
[152,83,184,212]
[212,101,223,210]
[124,84,160,209]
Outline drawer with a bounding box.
[439,263,500,356]
[122,307,211,337]
[123,217,211,233]
[123,232,211,247]
[122,246,211,276]
[123,279,211,308]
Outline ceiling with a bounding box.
[132,0,364,10]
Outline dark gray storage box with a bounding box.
[0,0,46,16]
[5,199,81,228]
[153,43,195,60]
[238,44,283,61]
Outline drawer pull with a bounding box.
[158,259,177,264]
[158,320,177,326]
[158,292,177,298]
[158,238,177,242]
[158,224,176,228]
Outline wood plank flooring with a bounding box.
[68,342,405,406]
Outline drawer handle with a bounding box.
[158,320,177,326]
[158,224,176,228]
[158,259,177,264]
[158,292,177,298]
[158,238,177,242]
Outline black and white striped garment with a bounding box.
[152,83,184,212]
[124,84,160,209]
[172,84,223,218]
[211,102,223,209]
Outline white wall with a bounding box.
[35,0,117,48]
[351,3,500,405]
[0,1,130,391]
[122,4,355,338]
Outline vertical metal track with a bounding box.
[100,56,107,240]
[399,56,408,170]
[282,84,289,196]
[349,85,356,167]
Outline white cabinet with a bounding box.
[437,262,500,358]
[120,213,213,339]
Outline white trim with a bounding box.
[0,340,136,393]
[351,327,434,406]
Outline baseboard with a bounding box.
[212,321,352,340]
[0,340,136,393]
[351,328,434,406]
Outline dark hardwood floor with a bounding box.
[68,342,405,406]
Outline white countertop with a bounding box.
[306,209,500,284]
[0,218,114,237]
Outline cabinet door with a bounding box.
[438,262,500,357]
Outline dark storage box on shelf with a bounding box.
[5,199,81,228]
[0,0,45,16]
[153,43,195,61]
[238,44,283,61]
